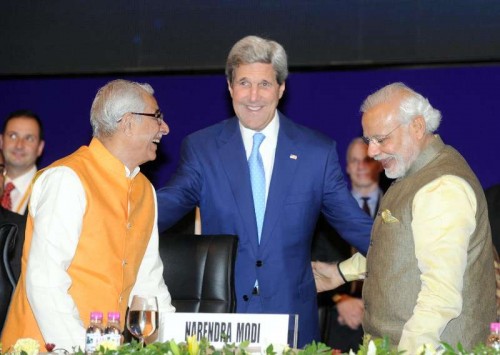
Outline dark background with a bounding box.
[1,1,499,190]
[2,1,500,75]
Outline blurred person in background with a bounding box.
[0,110,45,215]
[312,137,383,351]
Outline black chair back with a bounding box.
[159,234,238,313]
[0,223,18,332]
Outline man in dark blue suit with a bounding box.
[156,35,372,347]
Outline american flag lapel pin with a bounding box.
[289,154,297,160]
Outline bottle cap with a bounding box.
[90,311,103,321]
[107,311,120,321]
[490,322,500,332]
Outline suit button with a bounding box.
[256,260,263,267]
[370,240,373,246]
[243,295,249,301]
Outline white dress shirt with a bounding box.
[352,188,382,218]
[240,112,279,291]
[5,165,37,214]
[26,165,174,350]
[240,111,280,202]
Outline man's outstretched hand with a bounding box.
[312,261,346,292]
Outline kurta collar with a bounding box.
[399,134,445,180]
[89,138,140,179]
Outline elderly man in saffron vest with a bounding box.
[1,79,175,351]
[313,82,495,354]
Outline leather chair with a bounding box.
[0,223,18,332]
[159,233,238,313]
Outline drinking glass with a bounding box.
[126,295,159,347]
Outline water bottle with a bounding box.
[85,311,104,354]
[486,322,500,350]
[103,311,122,346]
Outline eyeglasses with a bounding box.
[130,109,164,126]
[0,164,6,177]
[362,124,402,146]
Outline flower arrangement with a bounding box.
[11,338,40,355]
[2,335,500,355]
[351,335,500,355]
[1,336,330,355]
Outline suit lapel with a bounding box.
[217,118,260,252]
[260,115,300,249]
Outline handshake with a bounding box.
[312,253,366,292]
[312,261,345,292]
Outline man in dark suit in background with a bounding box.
[312,137,383,351]
[156,35,372,347]
[0,149,26,332]
[0,149,26,280]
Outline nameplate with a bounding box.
[160,313,291,349]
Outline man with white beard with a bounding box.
[313,82,495,354]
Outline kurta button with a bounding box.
[119,296,123,303]
[243,295,249,301]
[122,260,127,266]
[127,223,132,229]
[256,260,263,267]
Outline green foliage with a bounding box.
[355,335,403,355]
[7,335,500,355]
[440,341,500,355]
[295,341,332,355]
[353,335,500,355]
[67,338,334,355]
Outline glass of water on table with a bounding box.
[126,295,159,347]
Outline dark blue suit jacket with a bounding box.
[157,113,372,346]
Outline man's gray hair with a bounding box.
[225,35,288,85]
[90,79,154,137]
[360,82,442,133]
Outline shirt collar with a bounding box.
[125,165,141,178]
[90,138,141,179]
[352,187,382,202]
[6,165,37,191]
[239,111,280,156]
